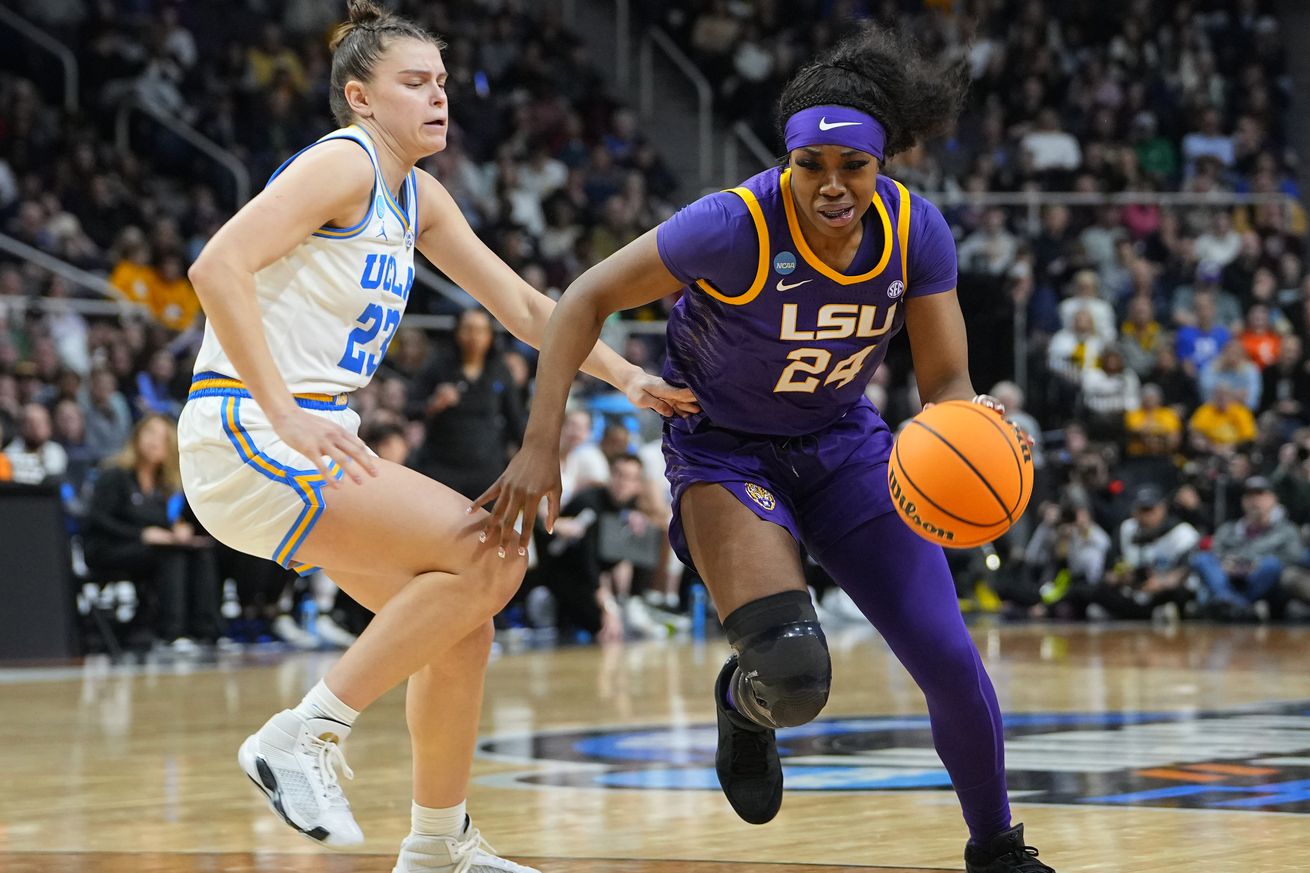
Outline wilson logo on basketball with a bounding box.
[888,466,955,542]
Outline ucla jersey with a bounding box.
[656,167,957,436]
[193,125,418,396]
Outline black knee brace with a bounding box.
[723,589,831,729]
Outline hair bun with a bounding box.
[347,0,386,25]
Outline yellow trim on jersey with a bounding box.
[693,186,770,306]
[893,179,912,286]
[189,376,346,407]
[779,168,893,285]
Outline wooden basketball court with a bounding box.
[3,622,1309,872]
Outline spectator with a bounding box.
[82,414,222,651]
[5,402,69,485]
[1020,108,1082,173]
[1190,476,1303,617]
[1124,384,1182,459]
[1119,295,1166,376]
[990,381,1044,469]
[560,408,609,505]
[1058,270,1116,344]
[1181,107,1235,173]
[134,349,184,417]
[1189,384,1257,456]
[1238,304,1281,370]
[1081,347,1140,438]
[411,308,527,499]
[1175,292,1231,376]
[1200,339,1261,410]
[83,369,133,460]
[52,398,97,491]
[1146,344,1200,411]
[1194,210,1242,268]
[1262,335,1310,423]
[1048,309,1105,385]
[956,207,1018,277]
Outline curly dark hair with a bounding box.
[776,25,968,160]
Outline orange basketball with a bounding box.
[887,400,1034,548]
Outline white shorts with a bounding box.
[178,373,357,575]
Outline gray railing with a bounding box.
[0,232,122,303]
[0,7,78,112]
[725,121,776,182]
[115,98,252,209]
[639,27,712,189]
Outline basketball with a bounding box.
[888,400,1034,548]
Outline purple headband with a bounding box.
[784,105,887,161]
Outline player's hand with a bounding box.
[270,407,377,487]
[623,371,700,418]
[470,439,562,558]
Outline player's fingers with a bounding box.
[646,395,675,417]
[468,480,502,514]
[545,490,560,535]
[518,503,537,556]
[972,394,1006,416]
[329,437,367,484]
[312,450,337,489]
[667,387,698,404]
[921,402,935,412]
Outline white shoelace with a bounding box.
[305,734,354,807]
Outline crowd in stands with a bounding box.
[1,0,1309,655]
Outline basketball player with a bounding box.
[477,27,1056,873]
[178,3,695,872]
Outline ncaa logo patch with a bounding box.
[744,483,776,511]
[476,701,1310,813]
[774,252,797,275]
[887,280,906,299]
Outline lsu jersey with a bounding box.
[656,166,958,436]
[191,124,418,395]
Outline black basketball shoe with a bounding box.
[713,655,784,824]
[964,824,1056,873]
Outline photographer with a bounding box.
[1019,500,1111,618]
[1091,486,1201,619]
[533,453,661,643]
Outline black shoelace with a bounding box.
[1003,844,1054,873]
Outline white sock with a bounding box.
[291,679,359,742]
[411,800,467,838]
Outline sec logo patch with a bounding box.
[887,280,905,299]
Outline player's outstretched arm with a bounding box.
[470,229,691,555]
[414,169,695,414]
[188,140,379,484]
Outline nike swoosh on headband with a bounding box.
[818,117,863,130]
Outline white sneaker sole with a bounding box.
[237,734,362,849]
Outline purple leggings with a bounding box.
[665,400,1011,841]
[805,511,1011,842]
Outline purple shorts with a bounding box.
[662,398,897,567]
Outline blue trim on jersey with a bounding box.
[219,396,344,569]
[266,134,378,241]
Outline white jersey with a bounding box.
[193,125,418,395]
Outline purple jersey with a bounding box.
[657,166,957,436]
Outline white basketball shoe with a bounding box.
[393,817,539,873]
[237,709,364,847]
